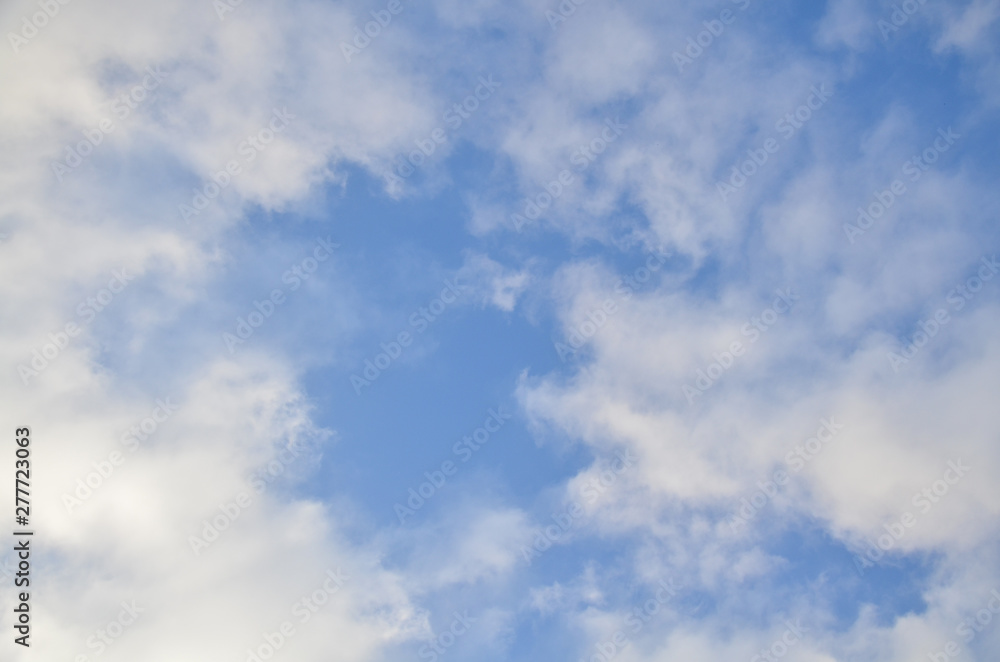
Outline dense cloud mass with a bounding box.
[1,0,999,660]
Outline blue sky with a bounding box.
[2,0,1000,660]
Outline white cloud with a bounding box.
[457,251,533,312]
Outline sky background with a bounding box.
[1,0,1000,660]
